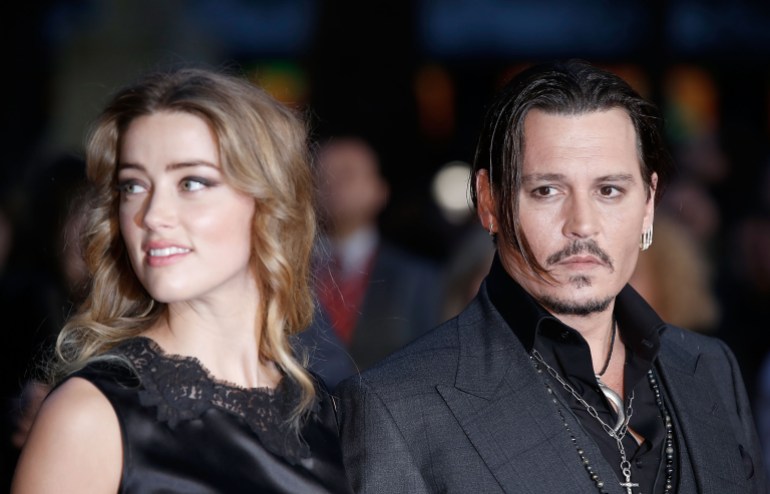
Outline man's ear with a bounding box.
[643,172,658,230]
[475,169,497,234]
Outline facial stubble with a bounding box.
[538,240,615,316]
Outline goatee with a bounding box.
[538,294,613,316]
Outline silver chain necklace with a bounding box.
[531,349,639,493]
[594,320,626,432]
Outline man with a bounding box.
[299,136,444,389]
[337,60,766,493]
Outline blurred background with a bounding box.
[4,0,770,484]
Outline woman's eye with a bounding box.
[181,178,206,191]
[117,181,146,195]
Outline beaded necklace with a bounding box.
[531,350,675,493]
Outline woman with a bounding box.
[12,67,352,493]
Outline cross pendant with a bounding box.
[619,480,639,494]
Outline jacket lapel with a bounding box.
[657,335,748,493]
[436,291,621,493]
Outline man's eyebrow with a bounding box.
[522,173,565,183]
[521,173,636,183]
[597,173,635,183]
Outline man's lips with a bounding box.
[558,255,604,266]
[545,240,614,271]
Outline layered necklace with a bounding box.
[530,322,675,494]
[595,320,626,433]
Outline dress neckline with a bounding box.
[106,336,310,461]
[131,336,282,394]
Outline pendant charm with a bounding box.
[620,460,639,494]
[596,377,625,433]
[620,480,639,494]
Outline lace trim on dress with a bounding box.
[112,337,310,462]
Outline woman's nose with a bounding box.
[141,189,177,230]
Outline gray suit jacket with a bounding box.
[337,283,767,493]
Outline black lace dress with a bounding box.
[67,337,352,493]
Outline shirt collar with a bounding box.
[485,252,665,364]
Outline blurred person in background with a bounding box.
[718,161,770,408]
[0,155,90,490]
[299,136,444,389]
[740,211,770,481]
[6,178,93,452]
[629,211,720,334]
[440,221,495,321]
[730,161,770,482]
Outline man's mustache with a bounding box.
[546,240,614,270]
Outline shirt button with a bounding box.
[560,331,570,340]
[635,458,644,468]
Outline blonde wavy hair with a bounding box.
[51,66,317,424]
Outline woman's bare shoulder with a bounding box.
[11,377,123,494]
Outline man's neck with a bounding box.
[552,309,618,377]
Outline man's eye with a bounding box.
[534,186,556,197]
[599,186,621,197]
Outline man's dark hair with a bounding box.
[471,58,673,273]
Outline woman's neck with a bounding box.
[142,297,280,389]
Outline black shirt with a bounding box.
[486,254,676,494]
